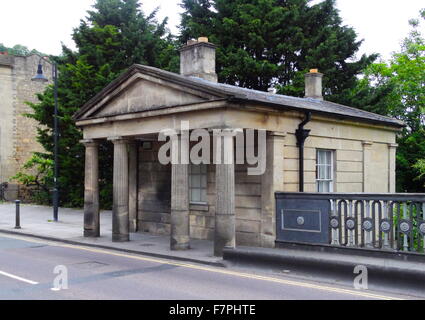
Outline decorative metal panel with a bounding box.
[276,197,330,244]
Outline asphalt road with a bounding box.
[0,234,412,300]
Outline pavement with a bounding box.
[0,203,222,266]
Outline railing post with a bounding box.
[382,201,391,250]
[403,202,409,251]
[330,199,340,246]
[347,200,356,247]
[15,200,21,229]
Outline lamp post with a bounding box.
[32,58,59,222]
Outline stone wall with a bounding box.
[137,139,262,246]
[136,113,397,248]
[281,116,395,194]
[0,54,51,196]
[138,141,171,234]
[0,57,16,184]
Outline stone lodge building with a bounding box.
[0,53,52,199]
[74,38,403,256]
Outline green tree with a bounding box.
[0,43,46,56]
[349,9,425,192]
[413,159,425,187]
[179,0,376,102]
[11,155,53,205]
[19,0,179,208]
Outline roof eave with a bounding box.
[228,97,406,130]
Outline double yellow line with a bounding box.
[1,233,404,300]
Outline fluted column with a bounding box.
[261,132,286,248]
[214,129,235,256]
[128,141,138,233]
[110,137,130,242]
[81,139,100,237]
[170,132,190,250]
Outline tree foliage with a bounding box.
[0,43,46,56]
[11,154,53,205]
[349,9,425,192]
[17,0,179,208]
[179,0,376,103]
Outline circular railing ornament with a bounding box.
[297,216,305,226]
[330,217,339,229]
[380,219,392,233]
[419,221,425,236]
[362,218,374,232]
[345,218,356,231]
[398,220,412,234]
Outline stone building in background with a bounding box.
[0,53,52,199]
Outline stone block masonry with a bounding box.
[0,54,51,197]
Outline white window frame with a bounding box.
[316,149,335,193]
[189,163,208,204]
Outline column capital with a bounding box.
[269,131,287,139]
[362,141,373,148]
[388,143,399,149]
[212,128,238,137]
[108,136,131,144]
[175,131,190,139]
[80,139,99,147]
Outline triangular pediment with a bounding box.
[75,65,228,120]
[93,76,209,118]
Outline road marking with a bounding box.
[0,233,403,300]
[0,270,39,285]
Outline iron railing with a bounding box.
[326,193,425,253]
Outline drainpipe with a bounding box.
[295,112,312,192]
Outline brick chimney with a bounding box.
[180,37,217,82]
[304,69,323,100]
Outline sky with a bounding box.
[1,0,424,61]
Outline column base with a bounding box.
[170,236,190,251]
[84,230,100,238]
[112,234,130,242]
[214,245,235,257]
[214,213,235,256]
[170,243,190,251]
[129,219,138,233]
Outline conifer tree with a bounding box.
[179,0,376,102]
[18,0,179,207]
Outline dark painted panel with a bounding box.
[276,197,330,244]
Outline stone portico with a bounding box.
[74,38,403,256]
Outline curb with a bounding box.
[223,247,425,297]
[0,229,226,268]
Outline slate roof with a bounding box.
[75,64,405,128]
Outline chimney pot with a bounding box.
[305,69,323,100]
[187,39,198,46]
